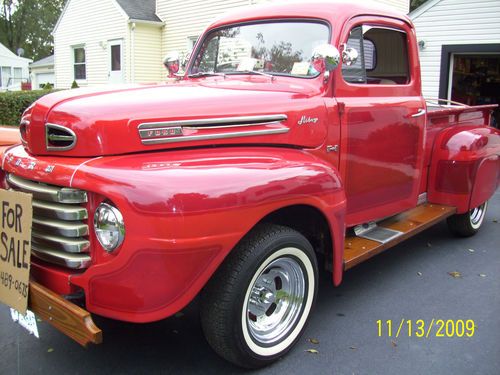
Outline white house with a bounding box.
[411,0,500,125]
[0,42,31,91]
[54,0,410,89]
[53,0,164,88]
[30,55,55,89]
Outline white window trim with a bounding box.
[72,45,87,84]
[1,66,12,88]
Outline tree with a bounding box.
[0,0,65,60]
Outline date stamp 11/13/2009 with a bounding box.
[377,319,476,338]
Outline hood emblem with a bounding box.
[46,123,77,151]
[137,114,288,146]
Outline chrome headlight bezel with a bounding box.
[94,202,125,252]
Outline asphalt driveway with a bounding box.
[1,191,499,374]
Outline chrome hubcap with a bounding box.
[247,257,305,345]
[470,202,487,228]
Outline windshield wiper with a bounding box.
[188,72,226,78]
[227,70,276,81]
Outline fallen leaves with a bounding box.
[417,272,422,276]
[391,341,397,348]
[305,349,319,354]
[479,274,487,278]
[47,348,54,353]
[468,248,475,253]
[349,346,357,350]
[448,271,462,278]
[493,219,498,223]
[309,338,320,345]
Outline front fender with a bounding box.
[61,147,346,322]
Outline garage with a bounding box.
[411,0,500,127]
[30,55,55,89]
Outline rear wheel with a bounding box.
[447,201,488,237]
[200,224,318,368]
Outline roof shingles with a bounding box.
[115,0,162,22]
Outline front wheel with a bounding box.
[447,201,488,237]
[200,224,318,368]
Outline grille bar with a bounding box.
[7,174,87,203]
[31,244,91,269]
[6,173,91,269]
[33,200,88,221]
[33,217,88,237]
[32,231,90,253]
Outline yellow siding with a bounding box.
[133,24,164,83]
[377,0,409,13]
[157,0,267,58]
[54,0,129,89]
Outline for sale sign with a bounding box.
[0,189,32,314]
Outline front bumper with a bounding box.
[29,280,102,346]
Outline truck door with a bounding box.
[334,17,426,226]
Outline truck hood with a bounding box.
[22,79,329,157]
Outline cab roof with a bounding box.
[208,0,410,30]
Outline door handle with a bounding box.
[411,109,426,118]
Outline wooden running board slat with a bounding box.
[344,204,456,270]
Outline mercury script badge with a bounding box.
[298,116,319,125]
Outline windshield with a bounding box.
[190,21,330,78]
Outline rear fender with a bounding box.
[428,125,500,213]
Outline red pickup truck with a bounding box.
[1,1,499,368]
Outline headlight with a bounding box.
[94,203,125,252]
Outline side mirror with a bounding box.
[342,47,359,66]
[311,44,340,73]
[163,52,180,77]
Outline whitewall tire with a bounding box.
[200,224,318,368]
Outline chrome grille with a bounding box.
[7,174,91,269]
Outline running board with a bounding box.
[344,204,456,270]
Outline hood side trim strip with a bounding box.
[137,114,287,130]
[141,128,289,145]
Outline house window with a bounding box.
[13,68,22,84]
[187,36,198,50]
[1,67,12,87]
[73,46,86,80]
[342,25,409,85]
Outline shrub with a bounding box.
[41,82,54,90]
[0,90,54,126]
[71,80,79,89]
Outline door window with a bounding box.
[111,44,121,71]
[342,25,409,85]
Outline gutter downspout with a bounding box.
[130,22,136,83]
